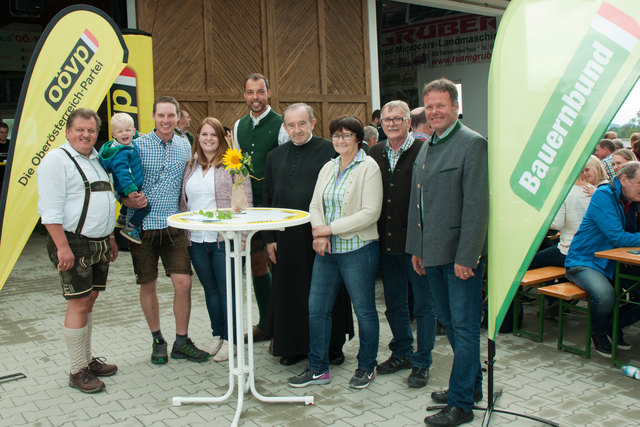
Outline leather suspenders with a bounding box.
[60,148,112,235]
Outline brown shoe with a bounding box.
[89,357,118,377]
[244,326,268,343]
[69,367,105,393]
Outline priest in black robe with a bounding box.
[263,103,354,366]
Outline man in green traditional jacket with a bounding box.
[233,73,287,343]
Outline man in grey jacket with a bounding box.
[406,78,488,427]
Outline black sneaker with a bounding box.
[431,389,483,404]
[349,368,375,389]
[151,339,168,364]
[424,405,473,426]
[608,332,632,351]
[376,355,411,374]
[592,334,612,358]
[171,338,210,362]
[407,367,429,388]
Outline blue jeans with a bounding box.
[308,242,379,373]
[425,261,484,411]
[123,204,151,229]
[189,241,235,341]
[528,244,566,269]
[565,265,615,337]
[380,253,436,368]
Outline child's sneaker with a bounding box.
[120,226,142,244]
[115,213,127,228]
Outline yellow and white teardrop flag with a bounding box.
[488,0,640,339]
[0,5,127,292]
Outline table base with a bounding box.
[171,230,314,426]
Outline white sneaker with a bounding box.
[213,341,236,362]
[213,341,228,361]
[208,336,223,356]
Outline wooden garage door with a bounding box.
[136,0,372,138]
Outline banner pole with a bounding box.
[477,338,558,426]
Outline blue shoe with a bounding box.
[120,226,142,244]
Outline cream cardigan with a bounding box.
[309,156,382,241]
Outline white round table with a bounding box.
[168,208,313,426]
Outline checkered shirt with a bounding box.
[323,149,368,253]
[602,154,615,181]
[385,133,415,171]
[128,131,191,230]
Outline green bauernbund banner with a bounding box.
[488,0,640,339]
[0,6,127,292]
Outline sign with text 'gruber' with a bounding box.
[487,0,640,339]
[0,5,127,292]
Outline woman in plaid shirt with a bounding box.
[287,115,383,390]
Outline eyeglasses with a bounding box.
[380,117,407,126]
[331,133,355,141]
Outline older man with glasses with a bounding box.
[369,100,436,389]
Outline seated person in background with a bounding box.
[611,148,635,174]
[99,113,149,244]
[597,138,616,180]
[582,154,609,197]
[565,162,640,357]
[529,156,603,318]
[530,156,604,270]
[630,132,640,160]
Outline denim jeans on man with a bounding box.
[308,241,379,373]
[565,265,615,337]
[380,253,436,368]
[528,245,566,270]
[425,260,484,411]
[188,241,236,341]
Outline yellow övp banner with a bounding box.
[107,32,155,134]
[487,0,640,339]
[0,5,127,292]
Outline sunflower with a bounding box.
[222,148,244,171]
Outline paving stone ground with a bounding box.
[1,233,640,426]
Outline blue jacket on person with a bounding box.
[98,137,144,197]
[565,177,640,279]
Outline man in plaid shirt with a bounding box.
[122,96,209,364]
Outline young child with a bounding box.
[99,113,149,244]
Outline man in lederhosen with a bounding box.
[38,108,119,393]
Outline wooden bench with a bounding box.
[538,282,591,358]
[513,267,566,342]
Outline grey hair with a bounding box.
[618,161,640,180]
[382,100,410,118]
[283,103,314,123]
[363,125,378,142]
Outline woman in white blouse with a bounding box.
[530,155,605,270]
[179,117,252,361]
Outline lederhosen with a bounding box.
[47,148,114,298]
